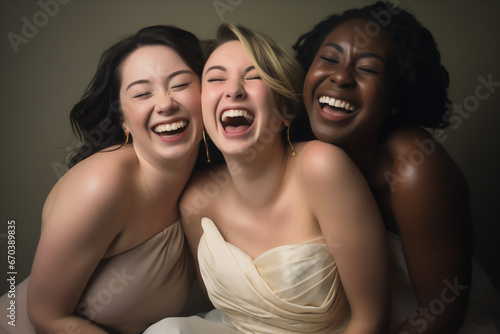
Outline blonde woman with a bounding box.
[146,22,390,334]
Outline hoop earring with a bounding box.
[202,130,211,163]
[287,124,296,157]
[124,129,130,145]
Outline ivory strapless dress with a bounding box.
[146,220,500,334]
[145,217,350,334]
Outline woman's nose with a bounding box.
[155,93,178,114]
[329,66,355,88]
[225,79,246,100]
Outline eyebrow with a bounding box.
[204,65,256,76]
[125,69,193,91]
[322,43,385,61]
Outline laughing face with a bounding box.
[202,41,282,157]
[119,45,202,164]
[303,18,397,149]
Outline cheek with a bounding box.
[360,79,390,108]
[122,102,143,118]
[183,91,202,116]
[119,100,133,123]
[303,75,313,104]
[201,93,217,129]
[303,67,325,104]
[201,86,219,114]
[254,85,276,108]
[120,101,151,133]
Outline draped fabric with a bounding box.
[0,220,194,334]
[388,232,500,333]
[198,217,350,334]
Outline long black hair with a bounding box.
[68,25,204,167]
[293,1,451,130]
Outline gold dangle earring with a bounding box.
[202,130,211,163]
[124,129,130,145]
[287,122,296,157]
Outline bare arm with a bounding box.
[390,130,471,334]
[302,142,390,334]
[27,165,125,334]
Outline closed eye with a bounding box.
[245,76,261,80]
[171,83,190,89]
[320,56,338,64]
[133,92,151,98]
[206,78,225,82]
[356,67,380,74]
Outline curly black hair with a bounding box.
[293,1,451,129]
[68,25,205,167]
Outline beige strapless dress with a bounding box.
[145,217,350,334]
[0,220,194,334]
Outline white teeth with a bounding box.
[318,96,357,112]
[221,109,254,122]
[154,120,187,133]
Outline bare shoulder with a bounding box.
[294,140,359,182]
[29,147,140,321]
[180,164,229,222]
[179,164,231,261]
[42,146,138,231]
[384,125,468,192]
[383,126,471,235]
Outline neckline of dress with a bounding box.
[201,217,327,262]
[103,219,180,259]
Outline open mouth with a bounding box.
[220,109,255,133]
[153,120,188,137]
[318,96,358,114]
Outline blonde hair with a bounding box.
[210,22,304,122]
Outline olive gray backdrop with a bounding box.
[1,0,499,299]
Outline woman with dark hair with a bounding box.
[0,25,205,334]
[294,2,499,333]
